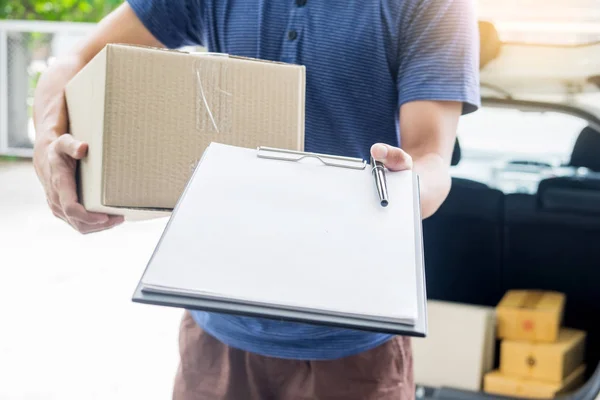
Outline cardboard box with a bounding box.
[412,300,496,391]
[66,44,305,220]
[484,365,586,399]
[500,328,586,383]
[496,290,565,343]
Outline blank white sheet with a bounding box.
[141,143,419,323]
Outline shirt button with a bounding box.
[287,30,298,41]
[296,0,307,6]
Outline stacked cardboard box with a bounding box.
[411,300,496,392]
[484,290,586,399]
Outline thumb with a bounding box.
[370,143,413,171]
[54,134,88,160]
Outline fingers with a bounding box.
[55,171,109,225]
[48,192,107,225]
[370,143,413,171]
[48,154,110,226]
[70,215,125,235]
[47,198,67,222]
[53,134,88,160]
[49,193,124,234]
[45,134,121,233]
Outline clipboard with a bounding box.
[132,143,428,337]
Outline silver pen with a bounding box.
[370,156,389,207]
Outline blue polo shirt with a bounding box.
[128,0,480,360]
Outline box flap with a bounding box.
[499,290,565,312]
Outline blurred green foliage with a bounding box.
[0,0,121,22]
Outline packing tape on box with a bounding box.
[194,57,233,134]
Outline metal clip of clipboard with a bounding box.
[256,146,367,170]
[257,146,390,207]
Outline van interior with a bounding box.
[418,21,600,400]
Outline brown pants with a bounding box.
[173,311,415,400]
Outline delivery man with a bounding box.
[32,1,480,399]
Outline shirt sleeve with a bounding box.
[397,0,481,115]
[127,0,205,49]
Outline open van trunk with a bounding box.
[479,20,600,131]
[417,20,600,400]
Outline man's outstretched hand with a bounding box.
[370,143,413,171]
[34,133,124,234]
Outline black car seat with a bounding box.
[569,126,600,172]
[422,139,505,307]
[504,175,600,374]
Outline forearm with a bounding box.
[33,2,162,156]
[397,101,460,219]
[412,152,452,219]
